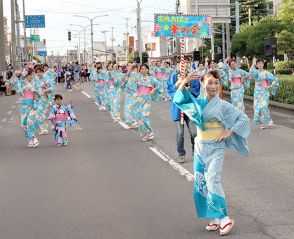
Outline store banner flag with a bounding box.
[154,14,212,38]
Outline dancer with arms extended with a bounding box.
[174,70,250,236]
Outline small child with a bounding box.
[48,94,77,146]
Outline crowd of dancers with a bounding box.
[10,63,77,148]
[9,56,279,236]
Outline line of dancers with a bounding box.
[10,63,77,148]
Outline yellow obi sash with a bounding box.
[197,122,224,140]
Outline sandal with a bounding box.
[219,219,234,236]
[206,223,220,232]
[148,133,154,140]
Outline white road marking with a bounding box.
[118,121,130,129]
[1,117,7,123]
[12,105,16,109]
[81,91,91,98]
[7,111,12,115]
[15,101,18,104]
[149,146,194,182]
[94,102,100,107]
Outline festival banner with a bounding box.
[154,14,212,38]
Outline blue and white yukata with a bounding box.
[224,65,250,112]
[131,73,162,136]
[173,88,250,221]
[35,74,55,131]
[94,72,107,109]
[249,68,279,126]
[123,74,138,124]
[48,104,77,145]
[10,77,42,142]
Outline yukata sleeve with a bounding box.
[150,77,163,102]
[267,72,279,96]
[9,77,23,96]
[66,105,77,126]
[220,70,229,87]
[166,72,178,98]
[220,101,250,156]
[173,88,204,130]
[239,69,250,89]
[48,106,56,120]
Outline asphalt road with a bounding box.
[0,83,293,239]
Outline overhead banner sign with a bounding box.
[154,14,212,38]
[25,15,45,28]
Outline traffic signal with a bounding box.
[68,31,71,41]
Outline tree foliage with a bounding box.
[232,17,283,57]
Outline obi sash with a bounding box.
[155,72,163,79]
[262,79,268,88]
[22,90,34,100]
[231,77,242,87]
[108,79,115,85]
[197,122,224,140]
[97,80,104,85]
[137,86,151,96]
[56,113,67,121]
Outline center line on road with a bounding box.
[81,91,92,99]
[12,105,16,109]
[7,111,12,115]
[2,117,7,123]
[149,146,194,182]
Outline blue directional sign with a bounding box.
[25,15,45,28]
[38,51,47,56]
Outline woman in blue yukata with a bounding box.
[224,58,250,112]
[173,70,250,236]
[94,66,107,111]
[48,94,77,147]
[10,68,43,148]
[34,66,55,135]
[123,64,139,129]
[250,58,279,129]
[127,62,163,141]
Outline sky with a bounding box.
[3,0,176,55]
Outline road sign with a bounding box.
[30,35,40,43]
[25,15,45,28]
[38,51,47,57]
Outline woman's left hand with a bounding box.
[216,130,233,141]
[151,88,156,95]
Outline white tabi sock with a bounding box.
[220,216,230,228]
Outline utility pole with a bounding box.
[235,0,240,33]
[22,0,27,63]
[248,6,252,26]
[15,0,21,69]
[102,31,108,62]
[136,0,142,64]
[0,0,6,74]
[111,26,114,62]
[11,0,17,70]
[221,23,225,62]
[176,0,181,56]
[125,18,129,64]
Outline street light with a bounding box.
[101,31,108,61]
[74,14,108,63]
[70,23,99,63]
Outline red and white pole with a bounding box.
[180,38,185,125]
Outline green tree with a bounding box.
[231,17,283,57]
[276,0,294,59]
[276,30,294,58]
[278,0,294,25]
[231,0,268,25]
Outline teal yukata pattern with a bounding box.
[173,89,250,219]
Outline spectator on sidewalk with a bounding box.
[0,76,12,96]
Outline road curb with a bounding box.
[223,90,294,111]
